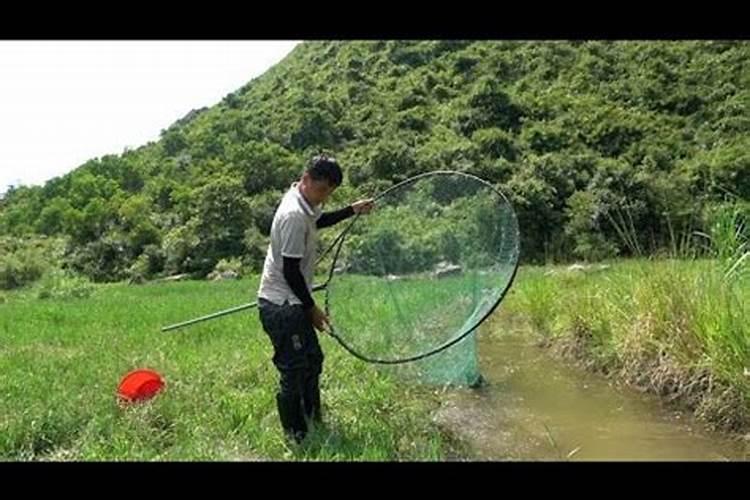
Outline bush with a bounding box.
[207,257,244,280]
[0,241,49,290]
[471,127,518,160]
[35,269,95,300]
[162,221,200,275]
[66,236,130,283]
[242,227,270,273]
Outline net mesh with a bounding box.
[322,171,519,386]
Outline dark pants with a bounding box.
[258,298,324,442]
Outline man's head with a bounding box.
[299,154,343,206]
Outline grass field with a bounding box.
[2,252,747,460]
[500,257,749,432]
[0,276,455,460]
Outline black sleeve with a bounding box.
[282,256,315,310]
[316,205,355,229]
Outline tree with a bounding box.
[189,176,252,275]
[457,77,525,135]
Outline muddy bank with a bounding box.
[546,321,750,435]
[431,329,748,460]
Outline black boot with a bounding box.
[303,374,322,424]
[276,392,307,443]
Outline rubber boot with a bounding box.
[276,392,307,443]
[303,375,322,424]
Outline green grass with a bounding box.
[501,203,750,432]
[326,269,510,360]
[4,246,747,459]
[501,257,749,431]
[0,277,452,461]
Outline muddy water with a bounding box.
[435,332,748,461]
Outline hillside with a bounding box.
[1,40,748,284]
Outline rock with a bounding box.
[128,274,147,285]
[156,273,191,283]
[208,270,239,281]
[333,263,349,274]
[434,261,462,279]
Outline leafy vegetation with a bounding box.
[2,41,748,285]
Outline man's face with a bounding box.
[301,173,336,206]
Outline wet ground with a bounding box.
[434,332,748,461]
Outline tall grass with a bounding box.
[503,203,749,431]
[0,277,451,460]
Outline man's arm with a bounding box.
[316,206,354,229]
[277,214,330,331]
[316,199,375,229]
[283,256,330,332]
[282,256,315,310]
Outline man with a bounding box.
[257,154,374,443]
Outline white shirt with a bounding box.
[257,183,322,306]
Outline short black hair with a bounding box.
[306,154,343,187]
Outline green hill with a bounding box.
[1,40,749,284]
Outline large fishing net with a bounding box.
[319,171,520,386]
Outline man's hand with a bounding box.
[351,198,375,215]
[308,305,331,333]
